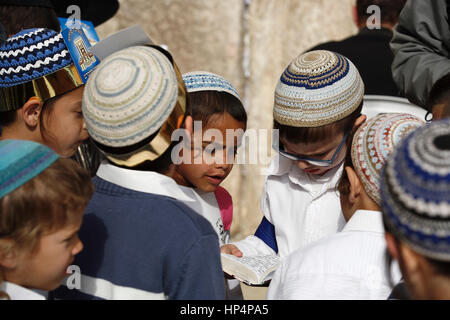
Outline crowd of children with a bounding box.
[0,3,450,301]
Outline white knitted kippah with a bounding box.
[274,50,364,127]
[82,45,178,148]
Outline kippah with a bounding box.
[352,113,423,206]
[274,50,364,127]
[182,71,241,102]
[0,139,59,199]
[82,45,178,148]
[381,119,450,262]
[0,28,72,89]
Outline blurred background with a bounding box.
[96,0,358,241]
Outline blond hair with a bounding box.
[0,158,94,299]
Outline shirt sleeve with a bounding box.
[170,234,226,300]
[254,217,278,253]
[266,260,286,300]
[231,235,277,256]
[390,0,450,108]
[231,176,278,256]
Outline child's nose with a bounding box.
[81,120,89,140]
[72,236,84,256]
[296,160,310,170]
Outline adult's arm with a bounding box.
[390,0,450,108]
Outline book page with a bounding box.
[222,254,280,283]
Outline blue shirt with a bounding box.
[54,164,226,300]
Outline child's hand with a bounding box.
[220,244,243,258]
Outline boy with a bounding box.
[222,50,366,258]
[382,119,450,299]
[267,114,422,299]
[0,28,95,157]
[53,45,226,300]
[0,139,93,299]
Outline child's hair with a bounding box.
[275,102,363,145]
[336,130,357,197]
[0,5,60,35]
[0,110,16,128]
[0,158,93,299]
[428,73,450,117]
[356,0,406,26]
[0,95,58,134]
[187,90,247,128]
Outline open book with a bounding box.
[221,253,280,286]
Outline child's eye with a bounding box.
[62,235,75,245]
[204,146,216,156]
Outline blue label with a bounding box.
[58,18,100,46]
[61,27,99,84]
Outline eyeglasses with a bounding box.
[277,131,350,167]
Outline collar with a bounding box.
[96,161,195,203]
[342,210,384,234]
[0,282,46,300]
[358,27,393,38]
[266,155,344,193]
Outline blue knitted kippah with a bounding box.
[0,139,59,199]
[381,119,450,262]
[183,71,242,102]
[0,28,73,88]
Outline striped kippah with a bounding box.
[0,139,59,199]
[352,113,424,206]
[381,119,450,262]
[82,45,178,148]
[183,71,241,102]
[0,28,72,89]
[274,50,364,127]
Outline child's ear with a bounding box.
[385,232,400,261]
[345,166,362,205]
[353,114,367,131]
[396,241,429,290]
[20,97,43,128]
[0,239,19,269]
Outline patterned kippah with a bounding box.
[274,50,364,127]
[182,71,241,102]
[381,119,450,262]
[0,139,59,199]
[0,28,72,89]
[352,114,424,206]
[83,45,178,149]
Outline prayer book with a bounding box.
[221,253,280,286]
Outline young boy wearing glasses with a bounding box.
[221,50,366,259]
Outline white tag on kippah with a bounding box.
[90,25,153,61]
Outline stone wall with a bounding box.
[97,0,357,240]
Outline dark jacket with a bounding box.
[390,0,450,109]
[309,28,400,97]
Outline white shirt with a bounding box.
[267,210,401,300]
[179,186,229,245]
[0,281,46,300]
[233,155,346,258]
[96,161,195,204]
